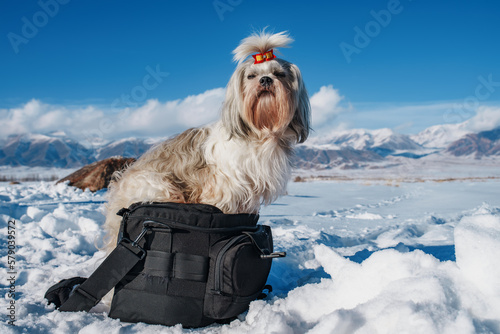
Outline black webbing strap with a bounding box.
[144,250,209,282]
[59,239,145,312]
[173,253,209,282]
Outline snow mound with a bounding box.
[455,206,500,320]
[224,205,500,333]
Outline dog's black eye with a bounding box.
[247,74,256,79]
[274,72,286,78]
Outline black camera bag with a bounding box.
[45,202,285,328]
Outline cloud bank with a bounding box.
[0,85,345,143]
[0,88,226,144]
[1,85,498,144]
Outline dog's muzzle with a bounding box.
[259,76,273,88]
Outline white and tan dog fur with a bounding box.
[103,31,310,251]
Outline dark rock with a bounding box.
[57,157,135,192]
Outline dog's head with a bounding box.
[222,30,310,143]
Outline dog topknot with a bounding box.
[232,30,293,64]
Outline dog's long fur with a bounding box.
[103,30,310,251]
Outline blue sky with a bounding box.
[1,0,500,140]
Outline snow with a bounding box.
[1,178,499,333]
[307,127,421,151]
[370,128,398,147]
[410,123,469,148]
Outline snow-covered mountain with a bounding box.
[0,134,95,168]
[95,137,161,161]
[309,128,422,152]
[306,128,425,160]
[1,125,499,169]
[445,127,500,158]
[293,145,384,170]
[410,123,469,148]
[293,125,500,170]
[0,135,156,168]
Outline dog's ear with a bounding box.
[288,64,311,143]
[221,63,252,139]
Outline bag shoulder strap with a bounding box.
[58,238,145,312]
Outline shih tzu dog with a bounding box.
[103,30,310,251]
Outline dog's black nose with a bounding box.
[259,76,273,88]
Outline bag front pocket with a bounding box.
[204,227,274,319]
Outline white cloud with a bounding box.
[117,88,225,139]
[2,86,345,142]
[465,106,500,132]
[0,99,44,135]
[309,85,346,131]
[0,89,226,144]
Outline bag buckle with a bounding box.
[119,226,150,260]
[119,238,146,260]
[261,252,287,259]
[132,226,150,247]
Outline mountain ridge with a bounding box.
[1,125,499,169]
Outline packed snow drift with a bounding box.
[1,178,499,333]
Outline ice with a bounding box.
[0,179,499,333]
